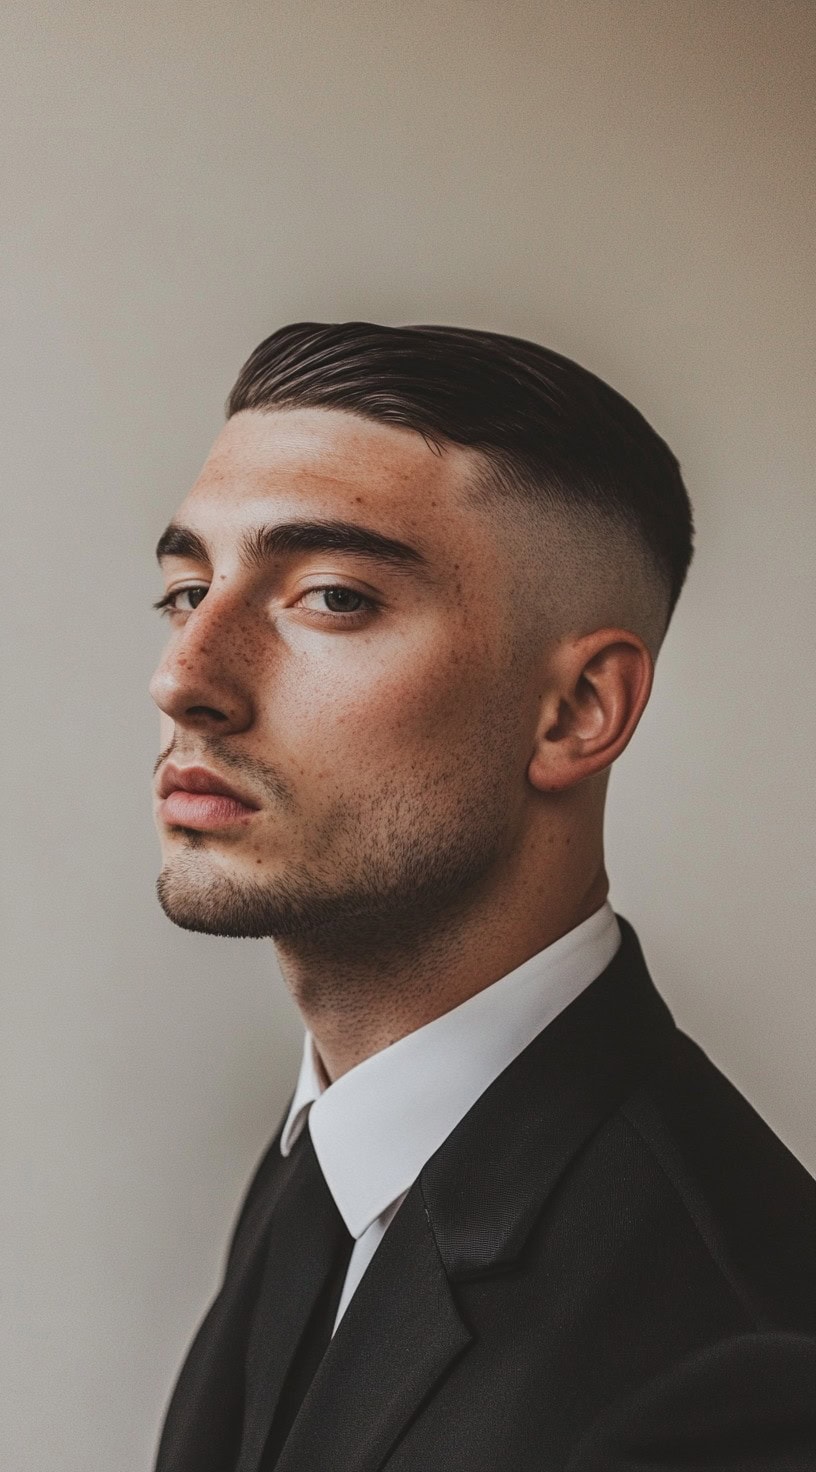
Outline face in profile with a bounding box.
[149,407,539,950]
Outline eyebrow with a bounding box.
[155,518,431,578]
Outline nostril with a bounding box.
[187,706,230,721]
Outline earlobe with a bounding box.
[527,631,653,795]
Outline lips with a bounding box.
[157,763,260,830]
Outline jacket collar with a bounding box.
[421,913,677,1279]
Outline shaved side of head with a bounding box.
[465,457,671,665]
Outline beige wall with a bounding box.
[2,1,814,1466]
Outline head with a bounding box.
[149,322,693,953]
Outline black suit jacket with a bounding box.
[154,915,816,1470]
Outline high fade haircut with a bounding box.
[227,321,694,647]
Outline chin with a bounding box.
[155,850,326,941]
[156,862,276,938]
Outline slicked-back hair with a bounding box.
[227,321,695,635]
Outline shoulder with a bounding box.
[566,1328,816,1470]
[614,1029,816,1329]
[563,1033,816,1468]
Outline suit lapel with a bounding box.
[274,1183,472,1472]
[270,915,677,1472]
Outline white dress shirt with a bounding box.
[280,899,621,1335]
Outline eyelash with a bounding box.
[152,584,378,624]
[152,586,208,615]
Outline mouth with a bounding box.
[157,763,260,832]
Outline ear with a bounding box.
[527,628,654,794]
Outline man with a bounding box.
[149,322,816,1472]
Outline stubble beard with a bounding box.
[156,762,514,956]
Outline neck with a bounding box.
[273,823,609,1082]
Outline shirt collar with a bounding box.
[280,900,621,1239]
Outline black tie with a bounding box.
[239,1122,355,1472]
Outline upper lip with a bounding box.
[157,763,260,808]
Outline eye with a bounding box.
[296,585,377,620]
[153,585,209,615]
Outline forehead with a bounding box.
[176,406,482,550]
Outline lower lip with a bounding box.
[160,791,258,829]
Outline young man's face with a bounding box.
[149,407,540,945]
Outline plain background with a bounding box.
[2,2,814,1467]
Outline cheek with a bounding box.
[271,632,483,763]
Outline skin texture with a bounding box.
[150,407,657,1080]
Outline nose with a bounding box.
[149,592,254,734]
